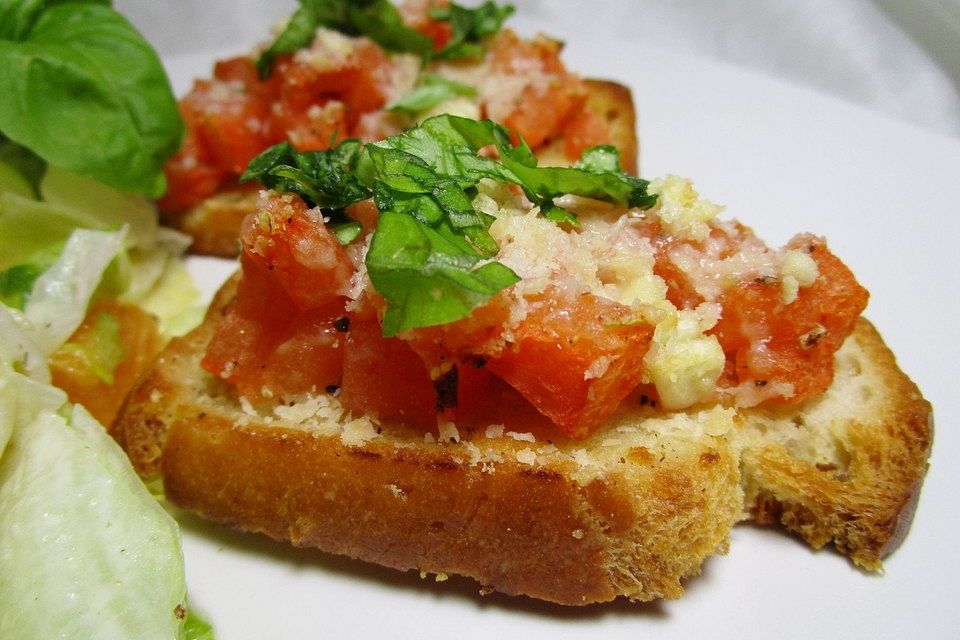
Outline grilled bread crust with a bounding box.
[162,79,639,258]
[112,275,931,604]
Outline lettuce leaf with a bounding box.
[0,399,187,639]
[0,265,192,639]
[23,226,126,355]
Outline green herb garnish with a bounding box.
[240,115,656,336]
[387,74,478,115]
[430,1,515,60]
[256,0,433,79]
[256,0,516,78]
[0,0,184,198]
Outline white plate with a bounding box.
[168,24,960,640]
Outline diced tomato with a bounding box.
[503,82,586,149]
[711,235,868,402]
[50,301,163,427]
[340,316,438,427]
[157,125,226,213]
[213,56,283,101]
[274,99,349,151]
[276,42,389,134]
[484,292,654,439]
[489,30,565,76]
[204,192,357,399]
[562,108,611,162]
[239,195,354,311]
[202,252,348,399]
[401,0,454,51]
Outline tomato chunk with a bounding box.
[203,253,348,399]
[485,292,653,438]
[239,194,354,311]
[504,82,586,149]
[712,235,868,402]
[562,108,611,162]
[340,316,438,427]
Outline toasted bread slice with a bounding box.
[734,320,932,569]
[163,79,639,258]
[112,273,931,604]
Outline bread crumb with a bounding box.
[572,529,585,539]
[438,421,460,443]
[435,572,449,582]
[485,424,505,439]
[341,419,380,446]
[462,441,482,466]
[516,448,537,465]
[386,484,407,501]
[149,389,162,403]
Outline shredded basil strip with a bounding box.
[430,1,515,60]
[240,114,655,335]
[387,74,478,114]
[256,0,432,79]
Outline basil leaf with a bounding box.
[0,0,109,40]
[387,74,477,114]
[241,140,369,210]
[238,115,655,335]
[576,144,623,173]
[347,0,432,57]
[431,1,515,60]
[367,211,518,336]
[0,2,183,198]
[257,0,431,78]
[383,115,656,210]
[254,4,323,79]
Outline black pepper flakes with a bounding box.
[433,367,459,412]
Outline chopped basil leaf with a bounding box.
[240,114,655,334]
[256,0,432,79]
[366,212,518,336]
[576,144,623,173]
[430,1,515,60]
[240,140,370,232]
[330,220,363,245]
[387,74,477,114]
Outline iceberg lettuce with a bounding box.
[0,305,186,640]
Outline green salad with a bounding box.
[0,1,209,638]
